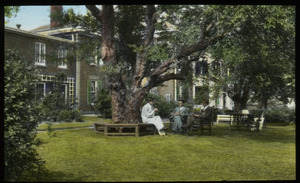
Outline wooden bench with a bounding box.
[94,122,157,137]
[216,115,234,124]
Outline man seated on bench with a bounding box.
[170,100,189,134]
[141,98,168,136]
[183,101,213,133]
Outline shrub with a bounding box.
[37,74,82,122]
[265,107,295,123]
[58,110,82,122]
[94,88,112,118]
[37,88,70,122]
[58,110,73,122]
[4,49,43,181]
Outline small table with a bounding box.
[228,113,254,130]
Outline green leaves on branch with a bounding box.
[99,61,130,76]
[4,6,20,24]
[145,44,171,62]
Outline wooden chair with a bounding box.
[250,112,265,131]
[199,117,212,135]
[187,114,213,136]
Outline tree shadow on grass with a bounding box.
[210,123,295,144]
[23,167,90,182]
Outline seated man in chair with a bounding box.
[170,100,189,134]
[183,101,213,134]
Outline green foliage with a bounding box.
[58,110,72,122]
[115,5,145,44]
[50,8,101,34]
[38,90,69,122]
[145,94,175,118]
[57,5,294,117]
[58,110,82,122]
[265,107,295,123]
[37,74,82,122]
[95,88,112,118]
[145,44,171,62]
[4,6,20,24]
[4,49,43,181]
[194,84,209,105]
[208,5,295,109]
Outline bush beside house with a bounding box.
[4,49,43,181]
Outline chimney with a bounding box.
[16,24,21,29]
[50,5,63,29]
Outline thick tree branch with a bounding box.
[143,5,156,46]
[155,73,185,85]
[149,29,231,87]
[133,5,156,92]
[101,5,115,63]
[86,5,102,24]
[177,29,231,60]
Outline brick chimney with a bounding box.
[50,5,63,29]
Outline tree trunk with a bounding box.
[110,86,148,123]
[229,80,249,113]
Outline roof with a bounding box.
[5,26,75,44]
[30,24,51,32]
[31,25,100,39]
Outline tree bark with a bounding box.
[229,80,250,113]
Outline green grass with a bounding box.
[37,116,112,130]
[33,123,295,182]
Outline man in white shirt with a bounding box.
[141,98,167,136]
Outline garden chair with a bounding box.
[185,113,213,136]
[250,112,265,131]
[198,116,213,135]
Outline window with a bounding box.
[165,94,171,101]
[89,46,104,66]
[35,42,46,66]
[58,46,67,69]
[87,80,101,105]
[90,80,97,105]
[195,61,208,76]
[149,87,158,95]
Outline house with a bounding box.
[155,54,234,110]
[5,26,76,105]
[4,7,105,113]
[32,6,105,113]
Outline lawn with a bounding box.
[33,121,295,182]
[37,116,112,130]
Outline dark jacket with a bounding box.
[198,106,213,120]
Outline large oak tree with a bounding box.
[56,5,294,122]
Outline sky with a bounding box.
[5,5,87,31]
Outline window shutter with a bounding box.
[87,79,91,104]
